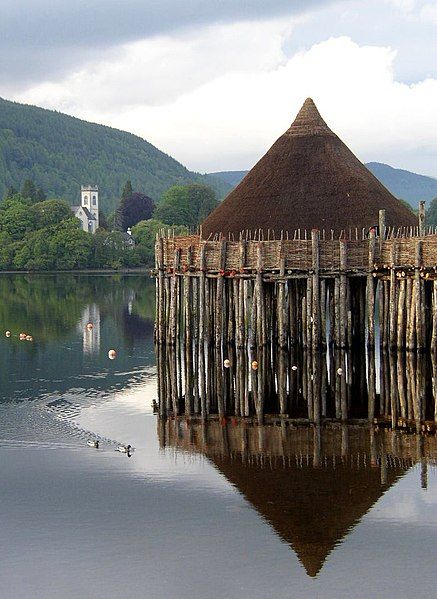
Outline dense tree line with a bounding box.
[0,179,218,271]
[0,97,230,213]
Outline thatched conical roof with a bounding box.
[212,457,406,577]
[202,98,416,237]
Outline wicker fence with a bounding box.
[159,234,437,274]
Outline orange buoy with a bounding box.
[224,359,231,368]
[5,331,11,337]
[19,333,26,340]
[86,323,93,330]
[251,360,258,370]
[108,349,117,360]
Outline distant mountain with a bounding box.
[210,163,437,208]
[208,170,249,188]
[365,163,437,207]
[0,98,231,213]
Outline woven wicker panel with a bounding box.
[160,234,437,272]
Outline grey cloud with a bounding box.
[0,0,338,88]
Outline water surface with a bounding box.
[0,274,436,598]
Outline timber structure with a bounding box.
[154,99,437,422]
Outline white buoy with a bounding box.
[337,368,343,376]
[224,359,231,368]
[5,331,11,337]
[291,365,298,371]
[108,349,117,360]
[251,360,258,370]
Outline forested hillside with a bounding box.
[0,98,230,213]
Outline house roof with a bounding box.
[71,205,96,220]
[202,98,417,237]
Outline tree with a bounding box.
[4,186,17,200]
[98,210,109,230]
[32,199,74,229]
[121,180,133,202]
[21,179,38,202]
[153,183,218,227]
[118,192,154,230]
[153,185,191,226]
[35,187,46,202]
[0,195,37,240]
[132,219,186,267]
[92,230,140,269]
[426,197,437,227]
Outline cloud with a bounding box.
[18,31,437,176]
[17,20,289,111]
[0,0,335,87]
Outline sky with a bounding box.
[1,0,436,176]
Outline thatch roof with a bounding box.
[212,457,406,577]
[160,420,415,577]
[202,98,417,237]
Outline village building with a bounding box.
[154,98,437,423]
[202,98,415,237]
[71,185,99,233]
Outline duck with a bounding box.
[151,399,159,413]
[116,444,132,454]
[87,439,99,448]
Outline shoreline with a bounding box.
[0,267,153,276]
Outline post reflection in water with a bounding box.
[158,417,437,578]
[157,339,437,431]
[156,339,437,577]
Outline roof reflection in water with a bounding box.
[159,418,437,577]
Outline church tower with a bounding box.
[81,185,99,231]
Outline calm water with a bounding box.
[0,274,436,599]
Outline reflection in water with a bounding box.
[157,339,437,431]
[78,303,101,354]
[0,274,156,402]
[160,418,437,577]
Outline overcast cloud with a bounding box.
[1,0,436,176]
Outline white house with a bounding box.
[71,185,99,233]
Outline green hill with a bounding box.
[210,163,437,208]
[0,97,230,213]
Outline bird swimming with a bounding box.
[116,444,132,454]
[87,440,99,448]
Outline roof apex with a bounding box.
[286,97,334,137]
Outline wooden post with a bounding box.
[407,276,416,350]
[367,228,376,349]
[184,246,193,415]
[156,236,166,345]
[432,281,437,354]
[389,242,398,349]
[379,209,386,248]
[415,240,424,350]
[277,245,287,349]
[320,279,327,346]
[199,243,207,418]
[419,200,426,236]
[311,229,321,349]
[339,240,347,349]
[397,277,406,348]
